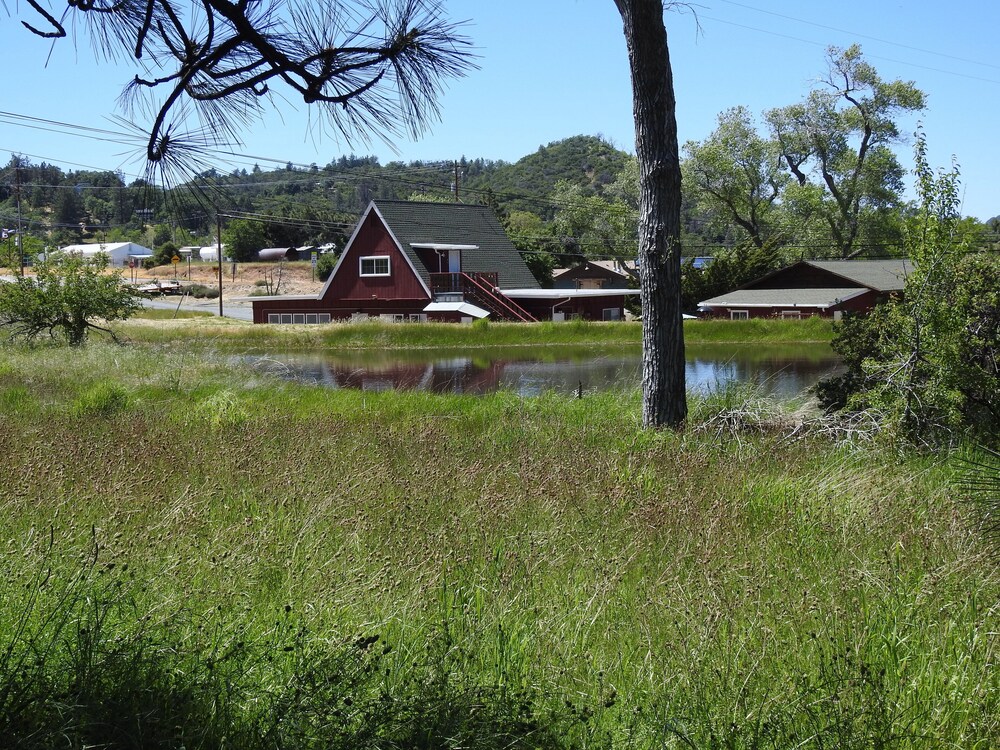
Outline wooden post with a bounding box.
[217,215,224,318]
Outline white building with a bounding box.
[60,242,153,267]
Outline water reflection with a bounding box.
[242,344,840,399]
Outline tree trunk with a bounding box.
[615,0,687,428]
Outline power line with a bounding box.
[715,0,1000,72]
[699,14,1000,87]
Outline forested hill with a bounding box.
[0,135,631,249]
[462,135,632,217]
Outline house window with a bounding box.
[780,310,801,319]
[269,312,331,324]
[602,307,621,321]
[730,310,749,320]
[360,256,391,277]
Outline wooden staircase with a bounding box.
[430,272,537,322]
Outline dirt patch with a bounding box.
[140,261,324,301]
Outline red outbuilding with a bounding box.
[698,259,913,320]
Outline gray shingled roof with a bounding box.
[373,201,540,289]
[700,287,867,308]
[803,260,913,292]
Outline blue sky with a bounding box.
[2,1,998,220]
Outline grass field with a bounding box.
[0,332,995,749]
[116,315,835,350]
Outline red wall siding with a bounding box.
[323,212,430,303]
[517,295,628,321]
[748,264,848,289]
[252,298,432,323]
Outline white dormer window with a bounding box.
[360,255,391,277]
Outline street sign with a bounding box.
[171,255,180,264]
[311,251,318,267]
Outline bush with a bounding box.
[154,241,179,266]
[0,253,141,345]
[816,136,1000,442]
[316,251,338,281]
[187,283,220,299]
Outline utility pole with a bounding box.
[453,161,459,202]
[217,214,224,318]
[15,163,24,276]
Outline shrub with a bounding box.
[0,253,141,345]
[187,283,220,299]
[816,135,999,443]
[316,251,338,281]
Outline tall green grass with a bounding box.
[0,338,994,748]
[115,316,833,350]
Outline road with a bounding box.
[140,296,254,321]
[3,274,256,321]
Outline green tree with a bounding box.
[222,219,267,262]
[502,210,559,286]
[154,242,180,266]
[316,251,339,282]
[150,224,174,248]
[0,254,141,345]
[681,240,782,313]
[683,106,788,249]
[766,45,924,258]
[818,134,998,440]
[552,180,637,263]
[54,189,84,236]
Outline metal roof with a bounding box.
[60,242,151,255]
[800,259,912,292]
[700,287,867,309]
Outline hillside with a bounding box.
[464,135,631,218]
[0,136,633,249]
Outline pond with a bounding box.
[241,343,840,399]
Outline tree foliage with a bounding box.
[0,254,141,345]
[316,251,339,281]
[502,210,559,285]
[817,134,998,441]
[681,240,782,313]
[15,0,474,181]
[766,45,924,258]
[552,180,638,263]
[222,219,268,262]
[683,107,787,249]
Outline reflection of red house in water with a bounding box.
[287,357,509,394]
[248,200,637,324]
